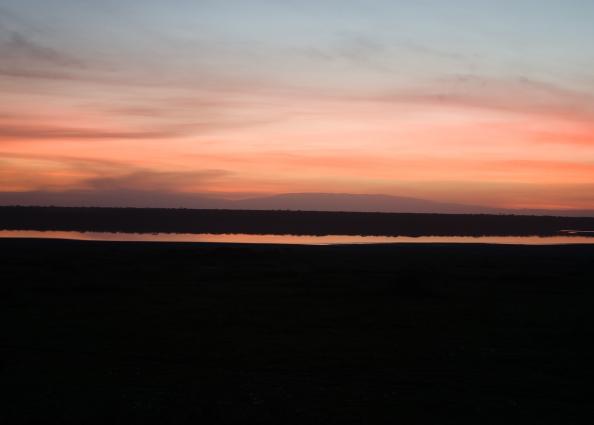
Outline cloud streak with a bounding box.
[84,169,232,192]
[372,75,594,123]
[0,124,184,141]
[0,153,233,193]
[1,32,85,67]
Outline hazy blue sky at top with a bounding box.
[1,0,593,94]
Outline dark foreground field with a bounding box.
[1,239,593,424]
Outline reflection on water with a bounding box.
[560,230,594,235]
[1,230,594,245]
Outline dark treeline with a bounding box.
[2,206,594,236]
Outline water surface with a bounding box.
[1,230,593,245]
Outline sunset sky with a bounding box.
[1,0,594,210]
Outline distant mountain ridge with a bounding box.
[231,193,496,214]
[1,190,593,217]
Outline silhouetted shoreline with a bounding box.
[2,206,594,237]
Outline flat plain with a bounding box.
[1,238,593,424]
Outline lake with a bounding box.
[1,230,593,245]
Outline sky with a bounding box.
[1,0,594,210]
